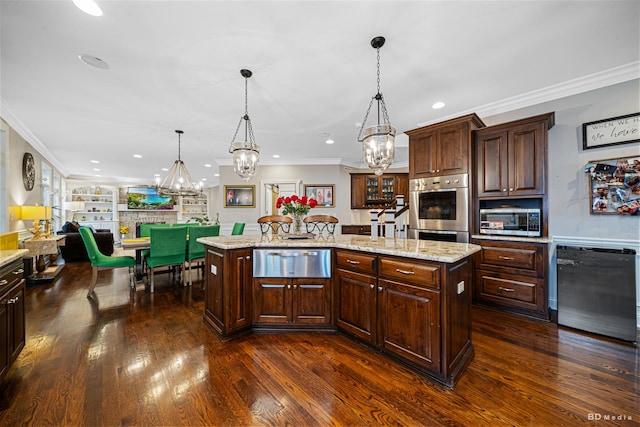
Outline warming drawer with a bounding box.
[253,249,331,278]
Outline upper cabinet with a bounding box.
[406,114,485,179]
[475,113,554,199]
[350,173,409,209]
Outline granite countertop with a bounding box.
[0,249,30,267]
[198,235,481,264]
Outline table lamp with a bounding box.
[21,205,52,239]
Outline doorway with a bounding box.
[261,180,302,216]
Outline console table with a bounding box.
[24,235,66,284]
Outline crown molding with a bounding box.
[417,61,640,127]
[0,100,69,176]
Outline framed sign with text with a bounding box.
[582,112,640,150]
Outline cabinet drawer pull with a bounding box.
[498,256,515,260]
[6,297,18,304]
[498,287,515,292]
[378,286,383,292]
[395,268,415,275]
[0,279,7,285]
[502,188,507,192]
[13,269,24,274]
[346,260,360,265]
[370,284,374,289]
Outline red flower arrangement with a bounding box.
[276,194,318,216]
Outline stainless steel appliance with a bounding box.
[409,173,469,242]
[480,207,541,237]
[253,249,331,278]
[557,246,637,342]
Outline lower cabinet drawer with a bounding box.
[480,246,538,271]
[475,269,544,307]
[335,250,377,274]
[378,257,440,289]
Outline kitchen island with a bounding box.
[0,249,28,383]
[198,235,480,388]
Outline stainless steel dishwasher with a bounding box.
[253,249,331,278]
[557,246,637,342]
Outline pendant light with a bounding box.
[157,130,201,196]
[229,69,260,182]
[358,36,396,176]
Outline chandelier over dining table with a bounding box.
[157,129,201,196]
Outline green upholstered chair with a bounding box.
[138,223,171,272]
[144,226,188,293]
[185,225,220,286]
[79,227,136,297]
[231,222,245,235]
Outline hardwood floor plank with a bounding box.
[0,261,638,426]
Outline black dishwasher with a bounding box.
[557,246,637,342]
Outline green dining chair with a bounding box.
[138,223,171,272]
[231,222,245,235]
[79,227,136,297]
[144,226,188,293]
[185,225,220,286]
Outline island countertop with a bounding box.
[198,235,481,264]
[0,249,29,268]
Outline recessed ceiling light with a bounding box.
[432,101,445,109]
[133,154,142,158]
[204,164,212,168]
[162,168,168,171]
[273,154,280,158]
[73,0,103,17]
[214,173,220,177]
[154,174,160,177]
[78,54,109,69]
[325,139,335,144]
[93,168,100,172]
[90,160,100,164]
[201,178,207,181]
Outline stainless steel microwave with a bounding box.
[480,208,541,237]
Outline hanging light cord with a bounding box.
[230,73,256,150]
[358,45,391,141]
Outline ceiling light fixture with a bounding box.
[357,36,396,176]
[229,69,260,182]
[157,130,201,196]
[432,101,446,109]
[73,0,103,17]
[78,54,109,69]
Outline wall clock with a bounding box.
[22,152,36,191]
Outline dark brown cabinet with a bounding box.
[335,250,378,342]
[1,259,26,382]
[335,249,473,386]
[350,173,408,209]
[204,247,252,338]
[472,239,549,320]
[475,113,554,199]
[340,225,372,235]
[253,278,331,326]
[406,114,485,180]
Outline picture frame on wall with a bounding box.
[304,184,335,208]
[582,112,640,150]
[586,155,640,215]
[224,185,255,208]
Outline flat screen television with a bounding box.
[127,187,175,210]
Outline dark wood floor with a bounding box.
[0,261,638,426]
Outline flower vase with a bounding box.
[121,233,126,240]
[292,213,304,234]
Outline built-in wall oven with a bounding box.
[409,173,469,243]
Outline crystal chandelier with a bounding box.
[358,36,396,176]
[229,69,260,182]
[157,130,201,196]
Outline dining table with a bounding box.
[120,237,150,280]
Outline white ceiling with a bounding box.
[2,1,639,187]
